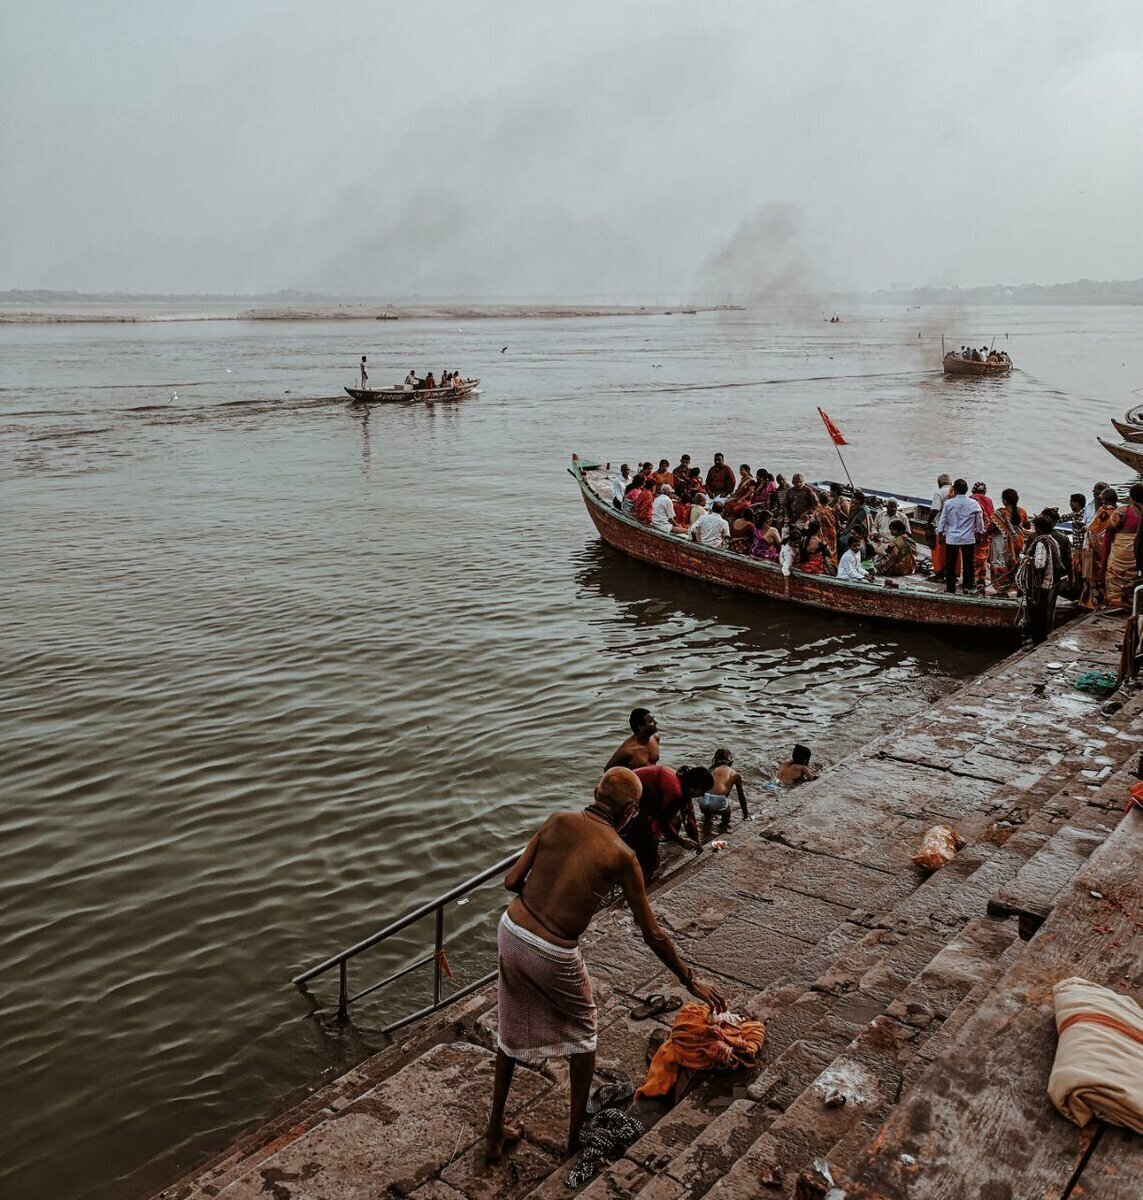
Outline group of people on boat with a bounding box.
[606,454,1143,644]
[403,367,466,391]
[948,345,1010,365]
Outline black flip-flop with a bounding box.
[630,994,682,1021]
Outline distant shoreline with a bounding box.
[0,303,743,325]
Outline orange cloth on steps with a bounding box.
[636,1003,766,1100]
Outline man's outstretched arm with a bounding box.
[619,850,725,1012]
[504,828,542,894]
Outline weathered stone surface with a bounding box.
[440,1137,559,1200]
[682,916,812,989]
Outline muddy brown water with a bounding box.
[1,303,1140,1199]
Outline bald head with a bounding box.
[595,767,642,814]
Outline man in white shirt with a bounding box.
[837,535,873,582]
[936,478,985,594]
[651,485,685,534]
[691,504,730,548]
[611,464,633,510]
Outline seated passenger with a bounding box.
[777,743,816,786]
[611,463,633,510]
[690,501,730,548]
[630,474,653,525]
[812,495,838,559]
[705,453,737,499]
[876,520,918,576]
[799,520,831,574]
[653,458,674,488]
[405,368,417,386]
[837,534,873,582]
[780,528,802,576]
[752,468,778,513]
[728,512,756,554]
[651,485,687,534]
[749,509,782,562]
[621,475,640,518]
[672,455,693,493]
[423,371,436,389]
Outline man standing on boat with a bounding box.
[936,478,985,594]
[606,708,660,770]
[359,356,368,390]
[486,768,724,1163]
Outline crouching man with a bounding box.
[486,767,725,1162]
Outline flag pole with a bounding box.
[832,439,855,492]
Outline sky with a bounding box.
[1,0,1141,297]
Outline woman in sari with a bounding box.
[875,520,918,576]
[799,520,831,575]
[1103,483,1143,609]
[988,488,1029,595]
[1079,488,1120,609]
[751,469,777,515]
[812,497,839,560]
[722,464,757,522]
[728,513,756,554]
[971,483,995,584]
[749,509,782,563]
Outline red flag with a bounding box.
[818,408,848,446]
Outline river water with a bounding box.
[1,303,1140,1200]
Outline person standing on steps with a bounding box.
[605,708,660,770]
[485,768,725,1164]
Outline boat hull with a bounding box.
[1098,437,1143,474]
[942,355,1011,377]
[1110,418,1143,442]
[345,379,479,403]
[573,462,1026,631]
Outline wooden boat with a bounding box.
[1097,438,1143,474]
[345,377,479,403]
[1125,403,1143,426]
[942,351,1012,377]
[571,458,1048,632]
[1110,418,1143,443]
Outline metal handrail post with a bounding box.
[338,960,349,1022]
[432,905,444,1006]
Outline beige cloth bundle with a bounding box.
[1047,976,1143,1134]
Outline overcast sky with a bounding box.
[2,0,1141,296]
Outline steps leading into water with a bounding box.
[156,613,1143,1200]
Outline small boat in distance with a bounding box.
[345,377,479,403]
[1097,437,1143,474]
[1110,418,1143,443]
[942,350,1012,376]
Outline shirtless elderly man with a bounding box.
[487,767,724,1162]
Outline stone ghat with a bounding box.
[158,612,1143,1200]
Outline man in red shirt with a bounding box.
[705,452,736,499]
[623,764,712,881]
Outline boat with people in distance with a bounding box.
[1097,437,1143,474]
[1109,418,1143,443]
[571,457,1072,634]
[345,377,479,404]
[942,349,1012,377]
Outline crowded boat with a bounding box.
[591,453,1142,642]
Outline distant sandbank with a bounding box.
[0,303,741,325]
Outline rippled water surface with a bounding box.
[2,304,1141,1200]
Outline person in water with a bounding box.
[777,743,816,786]
[606,708,660,770]
[486,768,725,1163]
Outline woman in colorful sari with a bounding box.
[988,488,1029,595]
[971,483,995,585]
[728,513,756,554]
[1103,483,1143,610]
[722,464,757,522]
[749,509,782,563]
[751,468,777,516]
[1079,488,1120,609]
[875,520,918,576]
[799,520,831,575]
[812,496,839,560]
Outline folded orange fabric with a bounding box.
[636,1003,765,1100]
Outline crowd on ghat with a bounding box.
[607,455,1143,644]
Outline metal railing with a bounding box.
[292,849,522,1036]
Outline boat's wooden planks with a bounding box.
[1097,437,1143,473]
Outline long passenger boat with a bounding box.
[345,378,479,403]
[571,457,1064,633]
[1097,437,1143,474]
